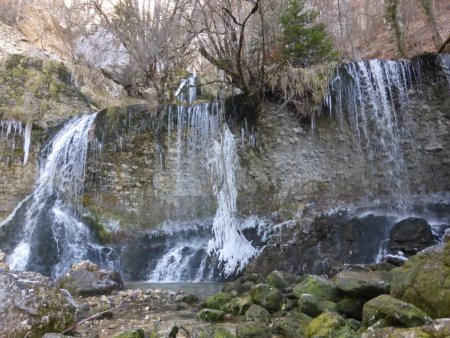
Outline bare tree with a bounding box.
[94,0,197,103]
[190,0,285,98]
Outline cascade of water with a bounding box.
[147,75,258,280]
[331,59,415,209]
[5,112,117,277]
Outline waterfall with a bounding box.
[146,75,258,279]
[4,113,117,277]
[331,59,415,209]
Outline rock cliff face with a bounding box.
[0,54,449,278]
[79,55,450,232]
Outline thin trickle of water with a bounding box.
[439,54,450,90]
[331,59,415,209]
[0,119,32,166]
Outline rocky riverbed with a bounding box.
[1,228,449,338]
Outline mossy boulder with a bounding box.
[249,283,285,313]
[245,304,271,323]
[362,294,432,328]
[272,310,312,338]
[361,327,431,338]
[226,293,253,315]
[337,297,366,320]
[198,308,225,322]
[205,292,235,311]
[190,325,237,338]
[333,269,391,299]
[305,311,357,338]
[298,293,323,317]
[112,329,145,338]
[390,241,450,318]
[236,322,271,338]
[266,270,298,290]
[293,275,337,301]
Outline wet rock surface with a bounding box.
[388,217,435,255]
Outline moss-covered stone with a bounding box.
[333,270,391,299]
[305,311,357,338]
[249,283,285,313]
[337,297,366,320]
[226,293,253,315]
[236,322,271,338]
[198,308,225,322]
[362,294,432,328]
[293,275,337,301]
[361,327,431,338]
[298,293,322,317]
[112,329,145,338]
[266,270,298,290]
[390,242,450,318]
[205,292,235,311]
[272,309,312,338]
[245,304,271,323]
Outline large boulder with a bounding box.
[390,237,450,318]
[333,269,391,299]
[389,218,435,255]
[59,261,124,296]
[293,275,337,301]
[245,304,271,323]
[266,270,298,290]
[272,310,312,338]
[236,322,271,338]
[249,283,285,313]
[362,295,432,328]
[204,292,234,311]
[305,311,356,338]
[0,271,75,338]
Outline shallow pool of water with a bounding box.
[125,282,225,300]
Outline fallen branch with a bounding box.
[61,307,116,335]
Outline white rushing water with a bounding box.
[331,59,415,209]
[6,113,104,276]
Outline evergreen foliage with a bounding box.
[280,0,338,67]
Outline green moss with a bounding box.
[236,322,271,338]
[198,308,225,322]
[112,329,145,338]
[293,275,337,301]
[362,295,432,328]
[390,242,450,318]
[205,292,235,311]
[226,293,253,315]
[250,283,285,314]
[305,311,356,338]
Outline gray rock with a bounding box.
[249,283,285,313]
[333,269,391,299]
[59,261,124,296]
[362,294,432,328]
[245,304,271,323]
[0,271,75,338]
[389,218,435,255]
